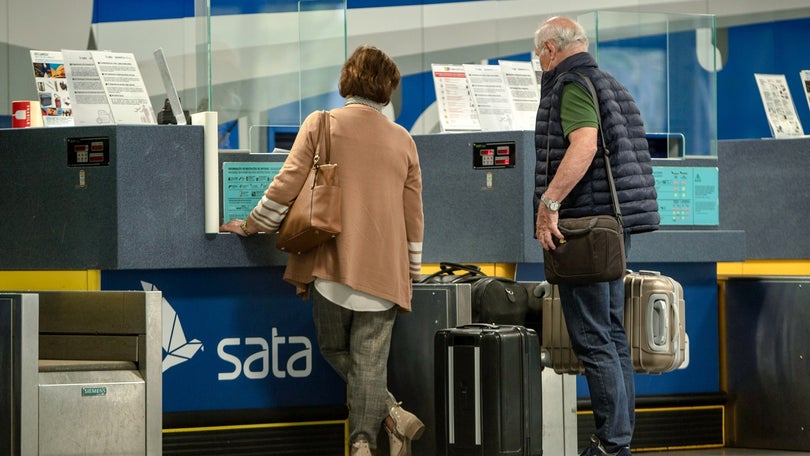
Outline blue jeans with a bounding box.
[558,276,635,452]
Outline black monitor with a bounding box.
[646,132,685,158]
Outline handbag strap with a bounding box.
[322,110,332,164]
[542,73,623,226]
[313,110,332,168]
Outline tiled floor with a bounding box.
[642,449,809,455]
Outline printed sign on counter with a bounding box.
[222,162,283,222]
[653,166,719,226]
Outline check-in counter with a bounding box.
[412,130,746,265]
[3,125,808,452]
[0,126,747,270]
[0,125,288,270]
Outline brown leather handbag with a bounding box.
[276,111,342,255]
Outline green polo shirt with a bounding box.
[561,82,598,138]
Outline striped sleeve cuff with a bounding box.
[250,195,290,233]
[408,241,423,277]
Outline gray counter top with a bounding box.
[7,127,793,271]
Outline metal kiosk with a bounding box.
[2,290,162,456]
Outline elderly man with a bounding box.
[533,16,660,456]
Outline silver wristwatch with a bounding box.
[541,193,561,211]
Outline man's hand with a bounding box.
[536,206,564,250]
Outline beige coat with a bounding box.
[250,105,424,311]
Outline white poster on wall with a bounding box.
[754,73,804,138]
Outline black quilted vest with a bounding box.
[534,52,660,234]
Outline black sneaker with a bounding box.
[580,435,632,456]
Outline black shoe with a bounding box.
[580,435,632,456]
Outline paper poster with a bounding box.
[431,64,481,132]
[754,73,804,138]
[801,70,810,113]
[463,64,514,131]
[63,50,156,125]
[29,50,74,127]
[222,162,283,221]
[432,61,542,132]
[31,50,156,126]
[498,60,540,130]
[61,50,114,125]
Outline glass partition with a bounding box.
[195,0,347,152]
[578,11,718,156]
[189,4,715,154]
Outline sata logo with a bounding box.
[141,280,313,380]
[217,328,312,380]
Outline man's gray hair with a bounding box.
[534,16,589,51]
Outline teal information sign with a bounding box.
[222,162,283,221]
[653,166,719,226]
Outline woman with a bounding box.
[221,45,425,456]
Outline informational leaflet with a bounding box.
[31,50,156,126]
[222,162,283,221]
[652,166,719,226]
[463,64,514,131]
[432,61,541,132]
[61,50,113,125]
[29,50,74,127]
[62,50,156,125]
[754,73,804,138]
[498,60,540,130]
[432,64,481,132]
[800,70,810,113]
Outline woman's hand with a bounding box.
[220,219,249,236]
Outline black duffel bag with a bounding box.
[418,262,529,326]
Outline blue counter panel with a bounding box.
[516,262,720,397]
[102,267,345,414]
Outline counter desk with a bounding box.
[6,126,807,452]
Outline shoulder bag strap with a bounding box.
[572,73,623,226]
[322,110,331,164]
[312,110,331,169]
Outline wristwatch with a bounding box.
[541,193,561,212]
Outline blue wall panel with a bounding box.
[717,17,810,139]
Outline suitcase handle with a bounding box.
[647,296,685,371]
[647,296,670,351]
[533,281,552,298]
[457,323,501,330]
[651,299,668,347]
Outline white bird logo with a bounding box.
[141,281,204,372]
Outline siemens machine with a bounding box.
[2,291,161,455]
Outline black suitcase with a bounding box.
[435,324,542,456]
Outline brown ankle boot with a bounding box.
[389,402,425,441]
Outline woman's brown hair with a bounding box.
[339,45,401,105]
